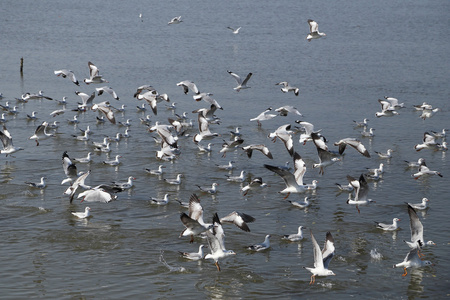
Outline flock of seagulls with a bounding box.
[0,16,445,286]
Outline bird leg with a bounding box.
[189,235,194,243]
[309,275,315,285]
[35,140,39,146]
[402,267,408,277]
[356,205,361,214]
[283,192,291,200]
[215,261,221,272]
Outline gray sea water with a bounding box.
[1,0,449,298]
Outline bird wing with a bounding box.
[308,19,319,33]
[322,232,335,269]
[293,152,306,186]
[220,211,255,232]
[310,230,324,269]
[241,73,253,86]
[227,71,242,85]
[264,164,298,188]
[406,204,424,247]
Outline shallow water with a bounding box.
[1,0,449,298]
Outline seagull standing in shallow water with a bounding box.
[247,235,271,251]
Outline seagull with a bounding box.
[75,91,96,110]
[414,132,440,151]
[22,91,53,101]
[29,121,55,146]
[264,152,307,198]
[360,128,375,138]
[275,82,300,96]
[176,80,199,95]
[275,105,302,117]
[150,193,170,205]
[54,69,79,85]
[168,16,182,25]
[346,174,374,213]
[220,211,255,232]
[268,124,294,156]
[227,26,241,34]
[375,99,399,117]
[49,109,66,117]
[407,198,430,210]
[296,121,321,145]
[250,107,276,126]
[375,149,393,159]
[193,111,219,143]
[334,138,370,157]
[193,93,223,110]
[247,235,271,251]
[420,107,440,120]
[56,96,68,105]
[430,128,448,139]
[220,139,244,157]
[197,142,213,153]
[96,86,119,100]
[103,155,121,166]
[226,170,246,182]
[384,96,405,109]
[240,177,267,196]
[366,163,384,175]
[216,161,235,171]
[335,182,354,192]
[112,176,135,189]
[353,118,369,127]
[180,194,213,243]
[311,133,341,175]
[242,144,273,159]
[62,151,77,183]
[26,111,38,120]
[145,165,165,175]
[78,186,117,203]
[412,161,443,179]
[72,130,90,141]
[288,196,311,209]
[204,213,236,271]
[227,70,252,92]
[84,61,108,84]
[92,103,115,124]
[404,203,435,254]
[73,152,92,164]
[164,174,183,185]
[393,249,433,277]
[0,124,24,156]
[283,226,306,242]
[375,218,400,231]
[65,171,91,203]
[196,182,219,194]
[71,207,91,219]
[304,231,335,284]
[25,176,47,189]
[306,19,326,42]
[179,245,207,261]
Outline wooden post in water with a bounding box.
[20,57,24,76]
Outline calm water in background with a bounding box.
[1,0,449,298]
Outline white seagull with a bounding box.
[179,245,207,261]
[346,174,374,213]
[304,231,335,284]
[205,213,236,271]
[71,207,91,219]
[306,19,326,42]
[412,161,443,179]
[404,203,435,253]
[84,61,108,85]
[29,121,55,146]
[282,226,306,242]
[264,152,307,198]
[96,86,119,101]
[54,69,79,85]
[393,249,433,277]
[150,193,170,205]
[0,124,24,156]
[288,196,311,209]
[25,177,47,189]
[334,138,370,157]
[247,235,271,251]
[220,211,256,232]
[250,107,277,126]
[179,194,213,243]
[275,82,300,96]
[407,197,429,210]
[168,16,182,25]
[227,26,241,34]
[227,70,252,92]
[375,218,400,231]
[164,173,183,185]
